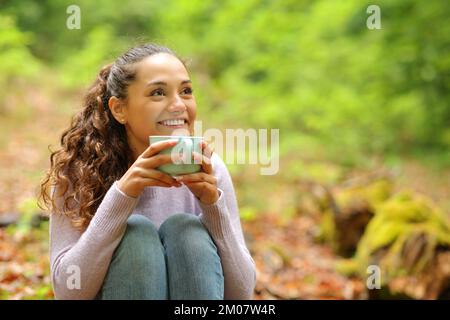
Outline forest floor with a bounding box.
[0,157,448,299]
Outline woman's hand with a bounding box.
[117,139,183,198]
[175,141,219,205]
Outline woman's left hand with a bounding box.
[175,140,219,205]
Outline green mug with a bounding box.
[149,135,203,176]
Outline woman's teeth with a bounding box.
[159,119,186,126]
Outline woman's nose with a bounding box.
[168,95,187,113]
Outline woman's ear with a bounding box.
[108,96,127,124]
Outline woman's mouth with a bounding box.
[157,118,188,128]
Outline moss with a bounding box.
[318,179,393,249]
[316,209,337,245]
[344,190,450,283]
[336,179,393,210]
[334,258,359,276]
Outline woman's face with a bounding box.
[122,53,197,155]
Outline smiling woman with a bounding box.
[108,51,197,157]
[39,43,256,300]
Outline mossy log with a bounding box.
[337,191,450,299]
[317,179,393,256]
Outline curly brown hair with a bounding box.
[39,43,183,230]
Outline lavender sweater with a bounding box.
[49,153,256,300]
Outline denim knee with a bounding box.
[119,215,160,251]
[158,213,224,300]
[159,213,215,248]
[100,214,168,299]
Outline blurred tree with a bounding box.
[0,14,41,110]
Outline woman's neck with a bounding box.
[126,129,147,161]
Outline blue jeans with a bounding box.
[96,213,224,300]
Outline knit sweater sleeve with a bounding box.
[198,153,257,300]
[49,182,139,299]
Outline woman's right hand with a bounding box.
[117,139,182,198]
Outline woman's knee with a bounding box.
[160,214,207,238]
[124,214,158,240]
[101,215,168,299]
[159,213,217,251]
[115,214,161,257]
[159,214,224,299]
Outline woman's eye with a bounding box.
[182,87,193,95]
[150,89,164,96]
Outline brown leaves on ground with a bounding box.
[242,213,366,300]
[1,211,366,300]
[0,227,53,299]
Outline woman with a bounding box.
[40,43,256,300]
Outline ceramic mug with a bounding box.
[149,135,203,176]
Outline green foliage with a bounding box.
[4,197,41,236]
[1,0,449,160]
[240,206,258,222]
[58,25,118,88]
[18,197,39,230]
[0,14,41,106]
